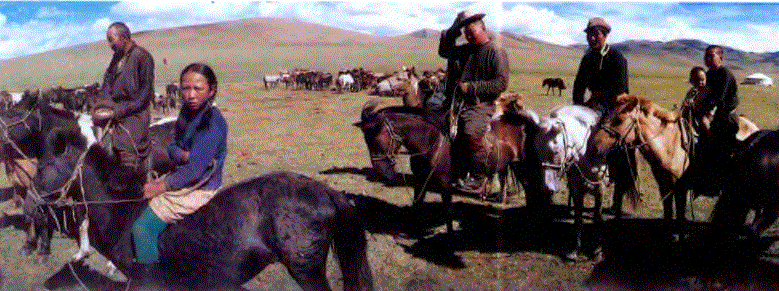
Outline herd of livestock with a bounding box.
[263,67,446,97]
[0,81,181,114]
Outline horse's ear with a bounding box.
[653,107,679,123]
[638,97,653,114]
[617,94,638,112]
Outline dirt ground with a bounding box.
[1,84,778,291]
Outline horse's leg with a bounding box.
[71,219,93,262]
[38,214,54,263]
[567,172,586,261]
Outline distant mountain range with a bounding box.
[408,28,779,74]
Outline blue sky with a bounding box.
[0,2,778,60]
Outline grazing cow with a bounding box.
[542,78,566,96]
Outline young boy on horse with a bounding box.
[131,63,228,283]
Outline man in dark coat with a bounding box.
[95,22,155,190]
[439,10,510,191]
[572,17,638,215]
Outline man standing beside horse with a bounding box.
[93,22,155,191]
[438,10,509,192]
[572,17,639,215]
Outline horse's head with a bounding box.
[535,118,567,192]
[353,101,401,181]
[0,94,42,145]
[586,95,644,163]
[31,128,89,203]
[493,93,527,119]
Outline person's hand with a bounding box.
[180,150,190,161]
[143,180,166,199]
[459,82,470,94]
[454,11,468,28]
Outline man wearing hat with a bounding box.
[572,17,637,216]
[439,10,510,192]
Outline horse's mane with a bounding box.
[376,105,425,117]
[616,94,679,124]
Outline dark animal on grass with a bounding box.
[9,96,176,262]
[353,101,455,233]
[542,78,566,96]
[710,130,779,239]
[33,129,373,290]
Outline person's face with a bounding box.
[464,21,487,44]
[180,71,215,111]
[586,29,607,51]
[695,70,707,87]
[705,49,722,69]
[106,28,124,53]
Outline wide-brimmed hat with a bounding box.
[458,10,486,28]
[584,17,611,34]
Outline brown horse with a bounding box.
[353,101,454,233]
[396,68,422,108]
[586,94,759,220]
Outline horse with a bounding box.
[542,78,566,96]
[263,75,281,90]
[709,130,779,239]
[31,128,373,290]
[337,72,355,94]
[165,82,179,111]
[4,93,177,262]
[487,93,543,203]
[353,101,455,233]
[396,68,422,108]
[507,103,613,260]
[586,94,759,222]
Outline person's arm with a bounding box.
[614,52,629,96]
[572,57,588,105]
[466,46,509,99]
[719,69,738,114]
[165,114,227,190]
[113,50,154,119]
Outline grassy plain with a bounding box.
[1,17,779,290]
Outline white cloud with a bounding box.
[36,6,68,19]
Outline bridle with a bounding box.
[369,114,403,167]
[540,119,577,175]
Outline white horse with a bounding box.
[529,105,607,261]
[337,73,355,93]
[263,75,281,89]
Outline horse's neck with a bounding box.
[392,114,438,153]
[637,115,688,179]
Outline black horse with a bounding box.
[542,78,566,96]
[710,130,779,238]
[34,128,373,290]
[3,92,176,261]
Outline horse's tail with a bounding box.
[330,190,374,291]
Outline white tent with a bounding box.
[742,73,773,87]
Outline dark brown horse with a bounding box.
[354,101,454,232]
[710,130,779,238]
[34,128,373,290]
[542,78,566,96]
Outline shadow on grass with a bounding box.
[346,191,779,289]
[586,219,779,290]
[44,262,127,291]
[345,192,592,268]
[320,166,415,187]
